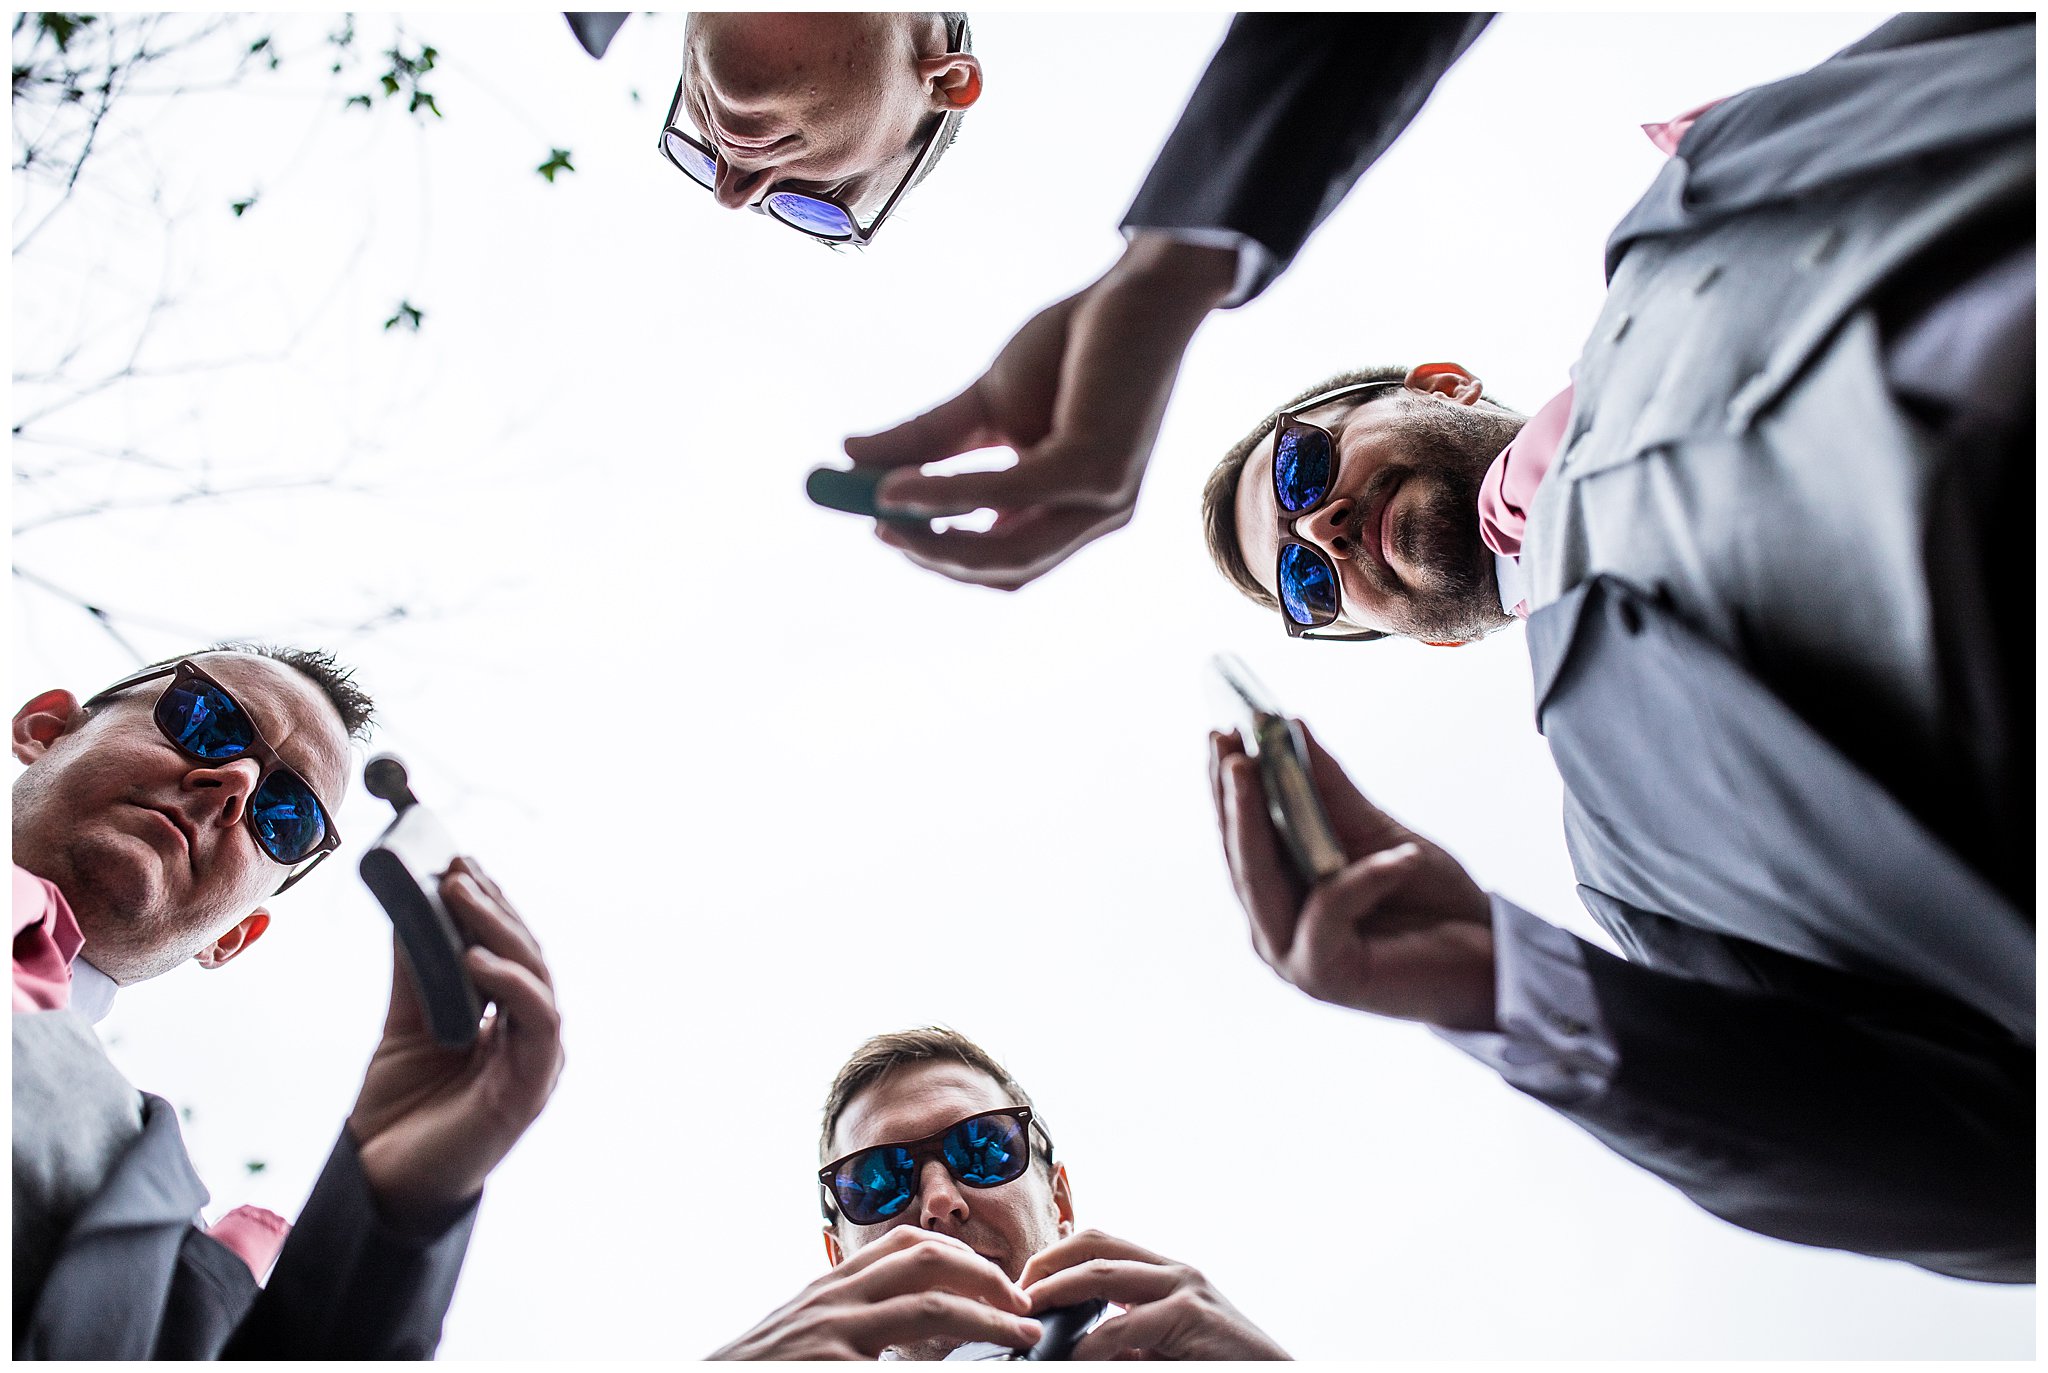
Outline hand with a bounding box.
[1020,1229,1288,1361]
[709,1227,1043,1360]
[1210,725,1498,1031]
[347,856,565,1225]
[846,233,1238,591]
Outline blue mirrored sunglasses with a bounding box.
[84,660,340,889]
[1270,383,1400,642]
[820,1107,1046,1226]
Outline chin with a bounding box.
[61,833,172,939]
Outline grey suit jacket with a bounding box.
[1514,14,2033,1280]
[1129,11,2033,1279]
[14,1011,478,1359]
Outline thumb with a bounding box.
[1299,842,1427,939]
[1296,721,1409,855]
[844,386,992,470]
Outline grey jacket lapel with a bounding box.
[1606,17,2034,276]
[20,1093,220,1360]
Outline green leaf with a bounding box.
[230,195,257,217]
[248,35,270,54]
[535,148,575,183]
[409,90,440,118]
[38,14,93,52]
[244,1159,267,1175]
[344,93,372,110]
[379,72,399,96]
[383,301,424,332]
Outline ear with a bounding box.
[195,910,270,970]
[1051,1163,1075,1238]
[14,689,85,766]
[1403,362,1486,406]
[918,52,982,113]
[823,1226,846,1267]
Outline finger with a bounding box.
[464,946,564,1087]
[876,506,1120,589]
[1217,753,1301,967]
[450,855,513,911]
[875,464,1030,519]
[1021,1229,1169,1288]
[1206,731,1229,831]
[843,1292,1043,1357]
[842,1236,1030,1315]
[1286,846,1419,1009]
[1024,1260,1182,1313]
[1067,1302,1191,1362]
[845,387,994,470]
[875,439,1127,518]
[829,1222,975,1277]
[1295,722,1408,855]
[441,868,552,988]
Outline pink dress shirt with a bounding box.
[11,863,290,1280]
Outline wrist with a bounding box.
[1110,231,1239,316]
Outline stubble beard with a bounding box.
[1375,400,1525,642]
[51,830,186,982]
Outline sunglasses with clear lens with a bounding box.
[657,18,964,246]
[84,660,341,891]
[819,1107,1047,1226]
[1271,382,1401,642]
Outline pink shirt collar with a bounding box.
[1472,95,1729,619]
[13,864,84,1014]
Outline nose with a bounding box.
[1295,495,1360,560]
[917,1160,969,1231]
[184,756,262,830]
[711,153,777,210]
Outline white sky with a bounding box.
[10,9,2035,1362]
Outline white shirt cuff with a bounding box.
[1433,896,1618,1104]
[1121,226,1270,309]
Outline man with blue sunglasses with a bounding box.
[714,1027,1287,1360]
[13,644,565,1357]
[623,12,980,246]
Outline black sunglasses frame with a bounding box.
[1270,381,1404,643]
[83,659,341,893]
[818,1106,1053,1225]
[657,16,966,247]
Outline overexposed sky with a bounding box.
[10,9,2033,1361]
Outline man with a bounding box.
[713,1027,1286,1360]
[846,10,2033,1280]
[1193,18,2033,1283]
[575,12,982,246]
[13,643,565,1358]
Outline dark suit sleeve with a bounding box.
[222,1129,478,1359]
[1120,13,1492,303]
[1535,917,2032,1283]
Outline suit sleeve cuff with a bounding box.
[1433,895,1619,1104]
[1118,225,1271,309]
